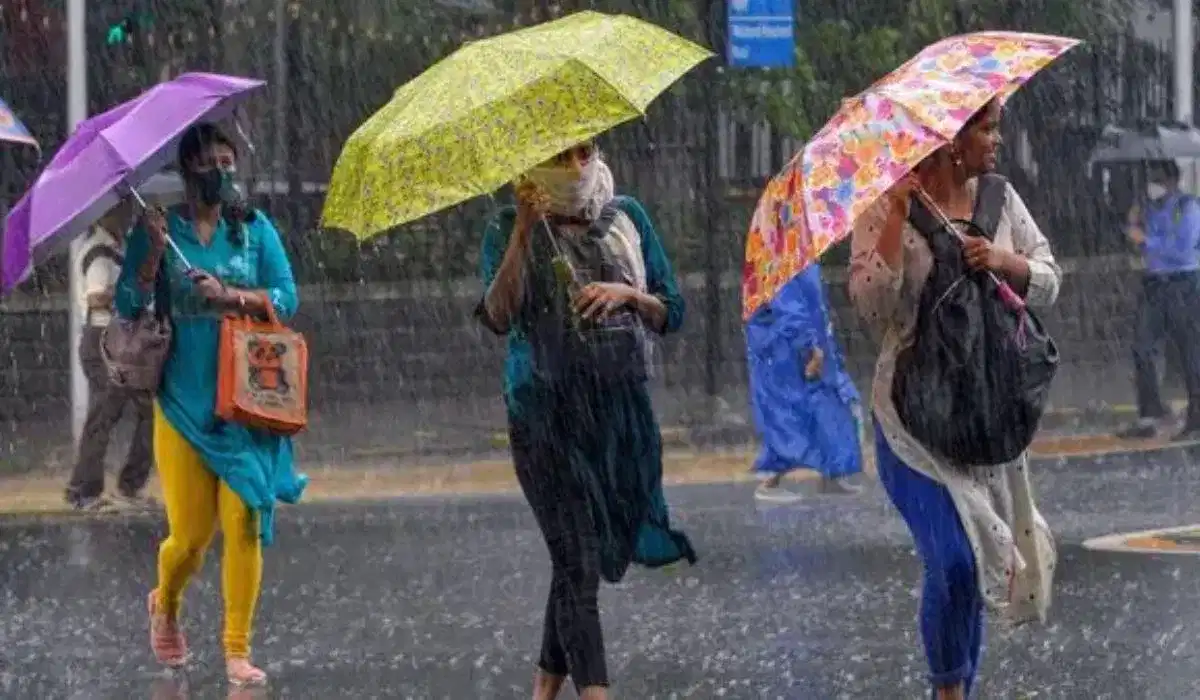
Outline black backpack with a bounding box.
[522,204,649,386]
[891,174,1059,467]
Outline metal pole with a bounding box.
[701,0,726,422]
[1174,0,1193,123]
[272,0,288,186]
[67,0,88,446]
[1174,0,1195,193]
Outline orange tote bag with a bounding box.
[215,295,309,435]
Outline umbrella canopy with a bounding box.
[742,31,1080,320]
[1,72,264,292]
[0,96,38,151]
[321,10,712,239]
[1087,122,1200,164]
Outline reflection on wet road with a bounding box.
[3,446,1200,699]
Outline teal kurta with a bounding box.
[115,209,307,545]
[478,195,696,578]
[479,195,686,415]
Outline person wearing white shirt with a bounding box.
[64,201,155,511]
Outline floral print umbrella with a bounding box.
[322,10,712,239]
[741,31,1080,321]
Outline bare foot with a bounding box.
[935,684,965,700]
[533,669,565,700]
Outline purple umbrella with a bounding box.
[1,72,265,292]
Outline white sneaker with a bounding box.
[754,482,805,504]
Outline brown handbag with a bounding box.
[215,294,309,435]
[100,260,172,391]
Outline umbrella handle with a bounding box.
[128,187,193,270]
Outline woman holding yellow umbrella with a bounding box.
[321,12,710,697]
[480,139,697,699]
[744,32,1078,700]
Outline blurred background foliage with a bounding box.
[0,0,1170,288]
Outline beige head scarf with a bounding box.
[523,157,646,291]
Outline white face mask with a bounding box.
[524,159,601,213]
[1147,182,1169,200]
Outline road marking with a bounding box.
[1084,524,1200,555]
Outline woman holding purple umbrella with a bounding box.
[116,123,305,687]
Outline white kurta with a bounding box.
[848,178,1060,625]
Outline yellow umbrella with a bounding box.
[321,10,712,239]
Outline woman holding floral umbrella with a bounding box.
[743,33,1079,699]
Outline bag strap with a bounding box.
[153,254,171,321]
[586,204,622,240]
[538,203,622,265]
[906,192,942,242]
[971,173,1009,241]
[906,174,1009,242]
[241,292,282,327]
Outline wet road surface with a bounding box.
[3,445,1200,699]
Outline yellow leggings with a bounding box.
[153,403,262,658]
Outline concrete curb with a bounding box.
[4,432,1195,522]
[1035,400,1187,433]
[332,401,1179,463]
[1084,523,1200,555]
[7,400,1182,473]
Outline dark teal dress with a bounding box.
[478,196,696,582]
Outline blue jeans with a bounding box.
[875,424,984,697]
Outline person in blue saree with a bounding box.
[745,261,864,504]
[477,141,696,700]
[116,123,306,687]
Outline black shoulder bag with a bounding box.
[891,174,1060,467]
[525,205,649,386]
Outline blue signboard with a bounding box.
[727,0,796,68]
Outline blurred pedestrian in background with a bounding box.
[64,199,155,512]
[744,261,863,505]
[1119,159,1200,440]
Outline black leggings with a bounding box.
[510,419,608,689]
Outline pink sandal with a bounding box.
[226,657,268,687]
[147,591,189,668]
